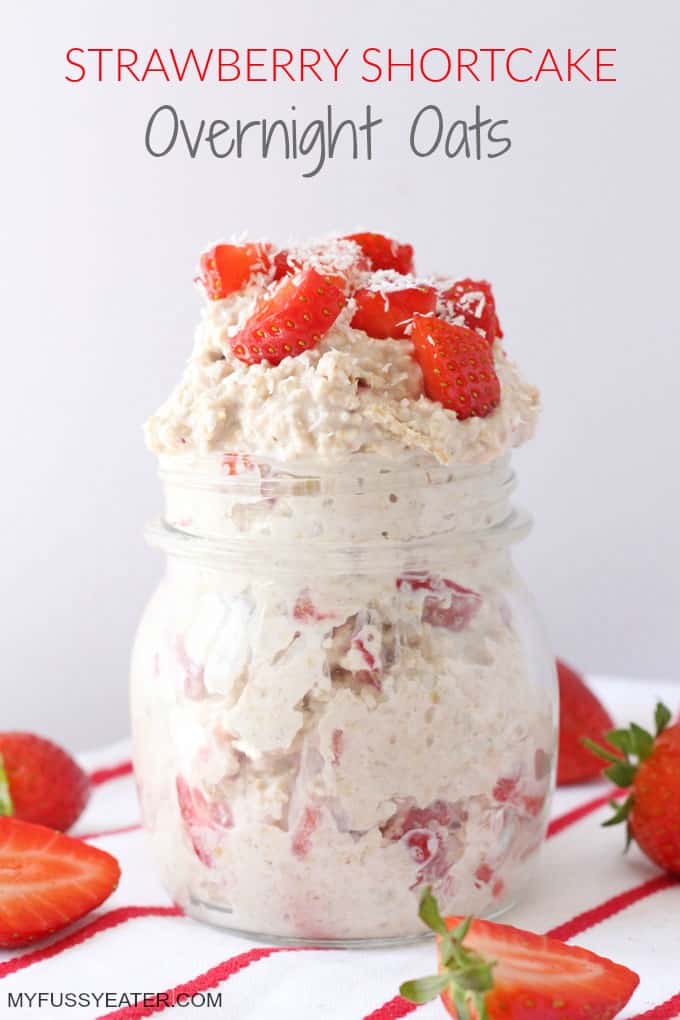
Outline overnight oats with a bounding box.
[131,232,557,944]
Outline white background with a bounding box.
[2,1,679,749]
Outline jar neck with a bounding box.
[148,452,530,568]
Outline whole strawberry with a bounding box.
[585,703,680,874]
[0,733,90,831]
[557,659,617,785]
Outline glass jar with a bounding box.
[130,452,557,945]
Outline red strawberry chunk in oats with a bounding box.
[293,591,335,623]
[198,243,272,300]
[291,806,320,858]
[440,278,503,343]
[397,573,481,631]
[176,776,233,867]
[222,453,257,476]
[230,268,346,366]
[351,285,436,340]
[175,637,206,699]
[344,232,414,274]
[382,799,464,888]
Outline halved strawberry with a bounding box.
[0,817,121,947]
[198,243,271,300]
[0,732,90,831]
[411,316,500,418]
[344,232,414,274]
[441,278,503,343]
[230,268,346,366]
[351,286,436,339]
[401,889,639,1020]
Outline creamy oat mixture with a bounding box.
[132,234,554,941]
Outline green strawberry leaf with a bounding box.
[629,723,654,761]
[602,795,634,828]
[400,973,450,1003]
[604,761,637,787]
[0,754,13,817]
[655,702,672,737]
[418,886,449,936]
[605,729,634,756]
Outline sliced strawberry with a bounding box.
[557,659,617,785]
[230,268,346,366]
[344,232,414,274]
[0,817,120,947]
[401,891,639,1020]
[397,573,481,631]
[351,286,436,339]
[0,733,90,832]
[198,243,271,300]
[411,316,500,418]
[441,278,503,343]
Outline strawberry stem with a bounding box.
[0,754,13,817]
[400,889,495,1019]
[582,702,672,842]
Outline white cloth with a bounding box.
[1,677,678,1020]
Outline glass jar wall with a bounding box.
[130,453,557,945]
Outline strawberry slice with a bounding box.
[441,278,503,343]
[401,890,639,1020]
[0,817,121,947]
[411,316,500,418]
[344,232,414,274]
[230,268,346,366]
[351,286,436,339]
[0,732,90,831]
[198,243,271,300]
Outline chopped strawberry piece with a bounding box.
[176,775,232,867]
[382,799,464,887]
[222,452,257,475]
[491,877,505,899]
[404,829,441,866]
[272,249,294,280]
[0,818,120,947]
[291,806,319,858]
[441,278,503,343]
[475,861,494,884]
[351,286,436,339]
[230,268,346,366]
[492,776,518,803]
[0,733,90,832]
[198,243,271,300]
[344,232,414,274]
[293,591,334,622]
[397,573,481,631]
[411,316,501,418]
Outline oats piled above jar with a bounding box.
[145,232,540,465]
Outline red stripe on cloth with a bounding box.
[361,873,676,1020]
[78,822,142,842]
[546,874,677,941]
[546,787,625,838]
[97,946,309,1020]
[0,906,181,980]
[628,992,680,1020]
[89,761,134,786]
